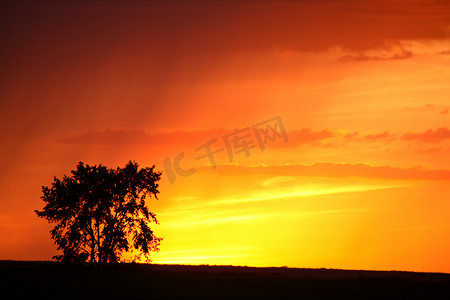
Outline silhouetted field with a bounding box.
[1,261,449,299]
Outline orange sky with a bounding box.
[1,0,450,273]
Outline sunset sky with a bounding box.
[1,0,450,273]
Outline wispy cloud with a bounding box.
[363,131,392,141]
[339,48,414,62]
[206,185,398,206]
[199,163,450,181]
[56,127,450,151]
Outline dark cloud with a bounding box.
[2,0,449,135]
[2,0,449,65]
[402,128,450,143]
[56,128,335,148]
[57,127,450,148]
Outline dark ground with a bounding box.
[1,261,449,299]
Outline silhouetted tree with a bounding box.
[35,161,162,264]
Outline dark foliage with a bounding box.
[35,161,162,264]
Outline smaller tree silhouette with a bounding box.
[35,161,162,264]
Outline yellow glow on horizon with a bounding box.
[149,176,448,271]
